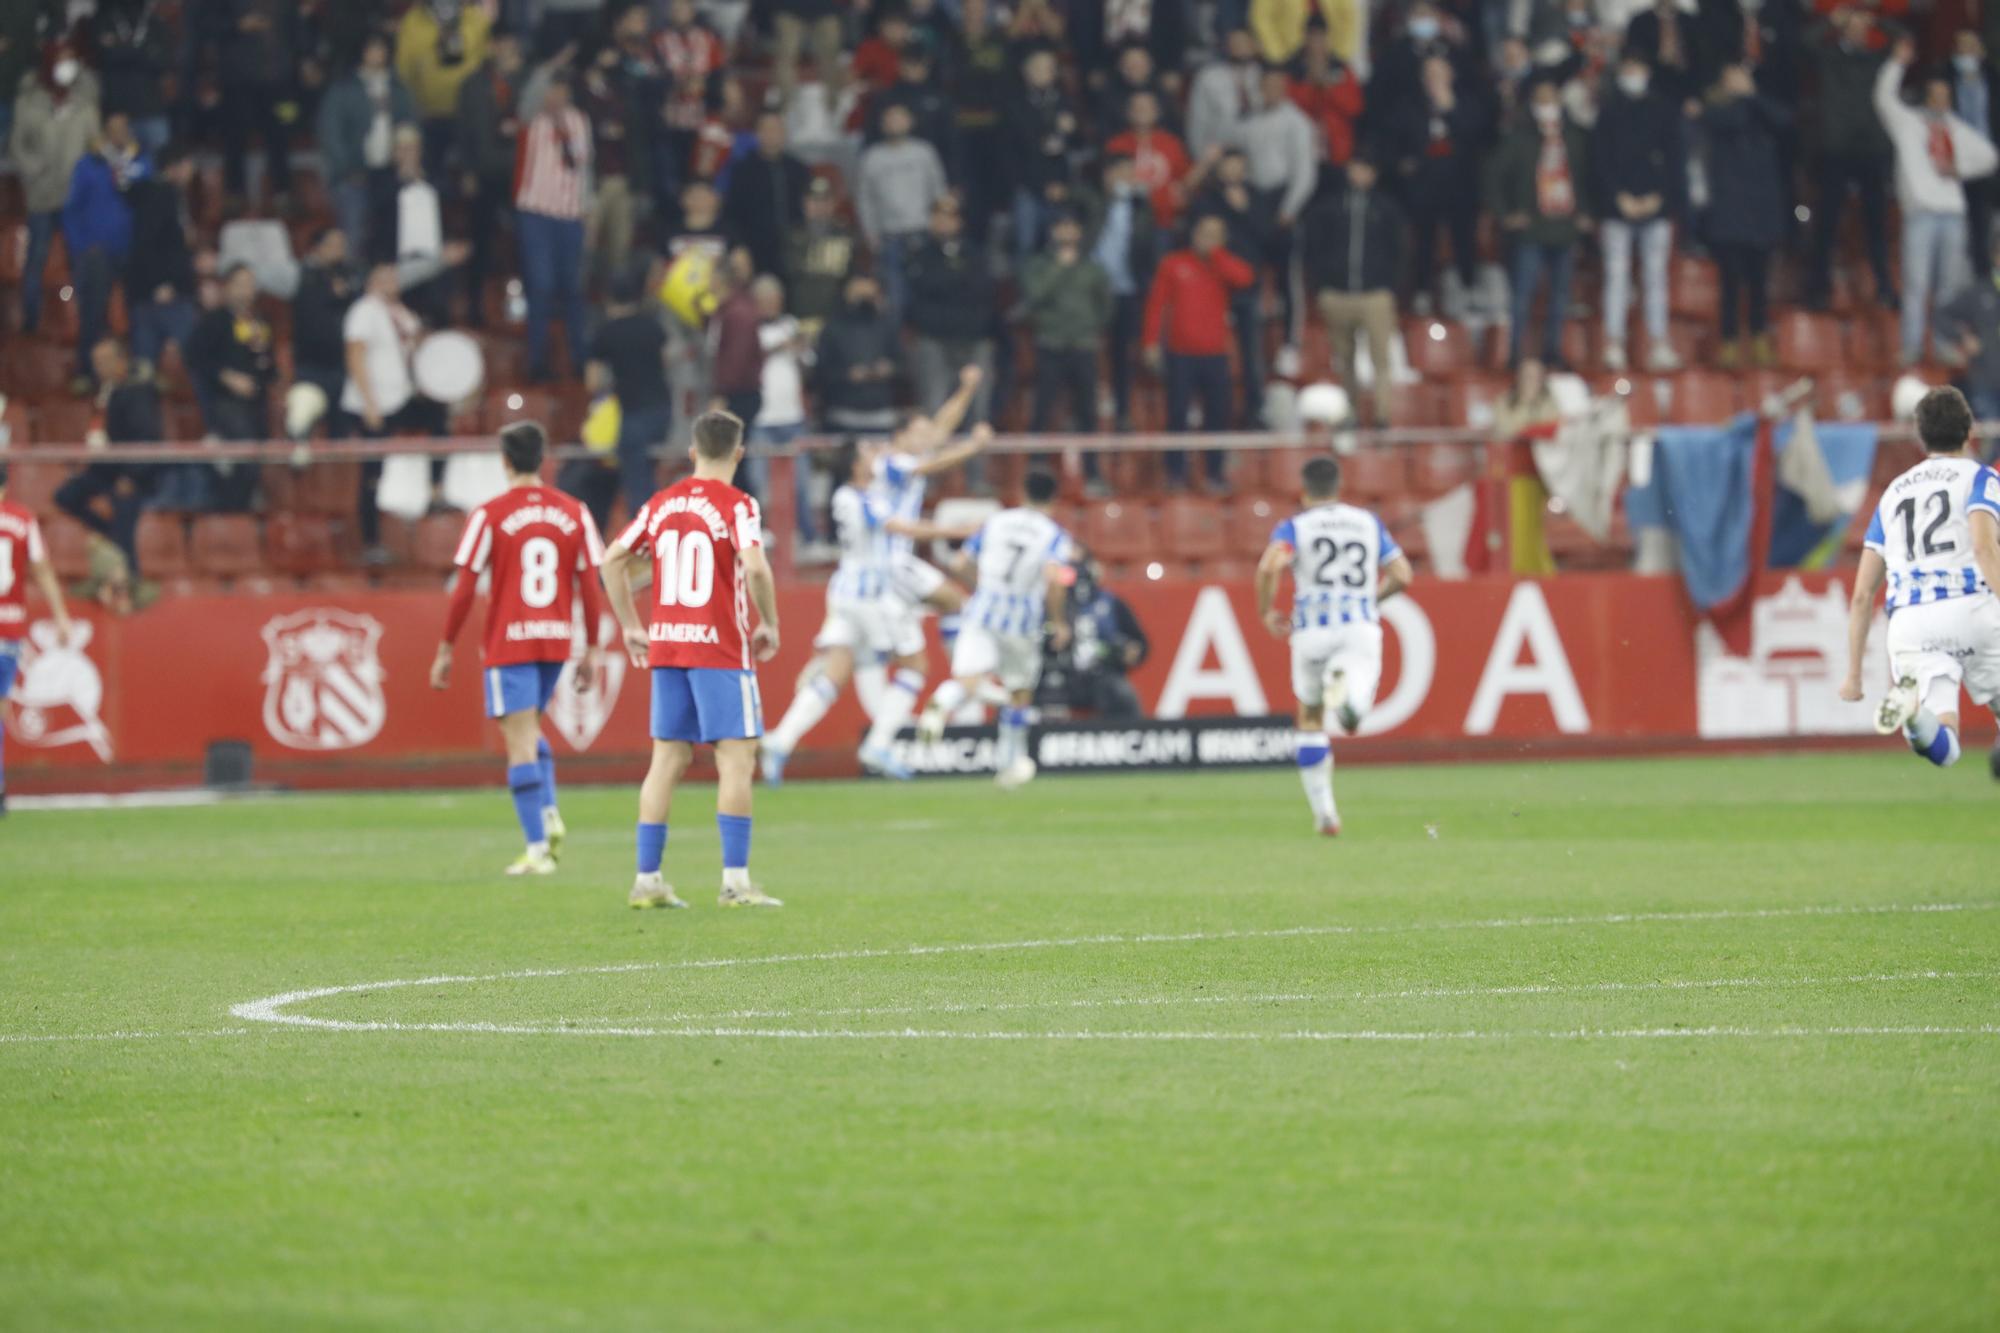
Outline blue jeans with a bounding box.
[1508,240,1576,366]
[1013,188,1056,268]
[21,212,56,333]
[129,295,199,370]
[1902,209,1970,363]
[751,422,811,542]
[876,231,918,323]
[1164,353,1231,486]
[617,403,673,520]
[517,210,587,379]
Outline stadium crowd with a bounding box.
[2,0,1998,592]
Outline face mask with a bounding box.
[1956,54,1982,73]
[1409,17,1439,41]
[53,58,79,88]
[1533,103,1562,128]
[1618,72,1649,97]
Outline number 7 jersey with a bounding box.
[616,477,765,669]
[1272,501,1402,627]
[451,485,607,666]
[1864,457,2000,613]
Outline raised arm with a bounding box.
[903,366,986,457]
[1839,548,1888,702]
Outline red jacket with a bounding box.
[1142,247,1256,358]
[1290,73,1364,166]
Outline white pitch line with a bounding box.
[227,899,2000,1031]
[0,1027,253,1045]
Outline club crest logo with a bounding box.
[8,620,113,761]
[261,609,387,751]
[545,612,625,751]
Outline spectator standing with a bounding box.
[1105,89,1198,229]
[1005,48,1081,264]
[951,0,1013,224]
[577,41,649,296]
[873,35,958,170]
[1188,28,1263,160]
[1876,40,1999,365]
[395,0,490,174]
[656,0,726,192]
[1303,155,1405,429]
[1490,356,1559,576]
[1023,213,1113,441]
[1702,64,1792,368]
[771,0,847,111]
[1234,67,1317,345]
[856,102,948,317]
[55,337,161,582]
[662,181,731,437]
[1142,213,1255,491]
[0,2,39,150]
[586,271,673,519]
[1937,233,2000,421]
[319,34,416,265]
[203,0,295,208]
[95,0,171,155]
[514,74,593,382]
[11,43,99,337]
[1625,0,1713,106]
[1085,154,1159,437]
[1190,147,1271,427]
[1386,54,1481,320]
[455,30,526,327]
[1803,9,1895,309]
[185,263,274,509]
[1095,44,1177,138]
[1289,26,1366,191]
[906,199,998,429]
[62,112,144,394]
[783,176,857,331]
[1492,80,1589,368]
[293,227,360,430]
[707,267,765,491]
[1952,30,2000,277]
[814,272,902,436]
[1373,1,1476,125]
[387,125,463,326]
[124,143,198,379]
[724,111,812,279]
[1594,53,1686,372]
[342,260,425,558]
[751,276,816,543]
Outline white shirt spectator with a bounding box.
[341,293,421,418]
[1875,59,2000,215]
[756,315,810,428]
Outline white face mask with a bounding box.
[1618,71,1650,97]
[1533,102,1562,127]
[52,58,79,88]
[1409,17,1440,41]
[1955,53,1982,73]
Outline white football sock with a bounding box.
[1295,731,1335,824]
[864,668,925,752]
[769,672,839,752]
[927,678,969,719]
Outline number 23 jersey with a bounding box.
[453,486,606,667]
[1272,502,1402,627]
[1864,458,2000,614]
[617,478,764,669]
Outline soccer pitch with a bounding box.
[3,754,1996,1330]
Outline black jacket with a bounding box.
[873,78,960,168]
[105,379,164,445]
[1804,21,1893,156]
[723,152,813,277]
[1700,93,1793,248]
[905,237,998,341]
[1383,92,1484,195]
[1077,184,1160,296]
[1303,184,1405,294]
[292,260,360,374]
[1004,84,1077,195]
[814,302,904,418]
[455,61,523,184]
[123,177,196,304]
[1592,88,1689,218]
[198,0,296,88]
[1188,184,1273,277]
[96,0,173,120]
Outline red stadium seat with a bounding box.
[1410,443,1479,497]
[413,512,465,572]
[1336,448,1408,503]
[4,461,63,517]
[1230,497,1283,553]
[1075,501,1158,563]
[265,512,342,577]
[135,513,190,577]
[482,387,559,434]
[1846,307,1900,371]
[34,399,95,446]
[1440,374,1509,429]
[1774,310,1844,374]
[42,515,94,580]
[1161,495,1229,558]
[1402,319,1476,377]
[1665,371,1743,424]
[1815,373,1888,423]
[189,515,263,578]
[375,515,420,569]
[1669,256,1720,320]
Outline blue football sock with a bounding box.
[636,822,668,875]
[536,737,557,813]
[1921,725,1962,768]
[717,813,752,870]
[506,763,546,847]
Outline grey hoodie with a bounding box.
[855,136,947,245]
[11,70,102,215]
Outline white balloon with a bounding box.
[1891,374,1931,421]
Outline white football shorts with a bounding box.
[950,624,1043,693]
[1290,623,1383,715]
[1885,595,2000,714]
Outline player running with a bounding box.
[431,422,609,876]
[601,409,783,910]
[915,470,1075,789]
[0,460,77,817]
[1840,386,2000,772]
[1255,455,1413,836]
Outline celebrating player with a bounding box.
[601,409,783,910]
[1256,456,1413,836]
[1840,387,2000,772]
[431,422,609,876]
[915,471,1075,789]
[0,461,77,817]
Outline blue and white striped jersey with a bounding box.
[870,450,926,560]
[962,506,1076,636]
[1863,458,2000,614]
[828,483,895,602]
[1272,502,1402,628]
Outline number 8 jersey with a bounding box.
[1272,502,1402,627]
[451,485,607,666]
[617,477,764,669]
[1864,457,2000,613]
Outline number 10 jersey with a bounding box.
[1864,457,2000,615]
[617,477,765,670]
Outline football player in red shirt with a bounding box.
[430,423,610,876]
[601,410,782,910]
[0,460,76,816]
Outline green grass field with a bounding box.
[3,753,1998,1331]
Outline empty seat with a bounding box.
[1161,496,1229,559]
[265,512,342,576]
[4,461,64,517]
[1402,319,1476,376]
[1665,371,1742,424]
[1411,443,1479,496]
[1336,448,1408,503]
[1774,310,1844,373]
[34,400,95,446]
[43,515,94,580]
[189,515,263,578]
[1669,256,1721,320]
[413,512,466,572]
[482,387,559,433]
[134,512,190,577]
[1076,501,1158,563]
[1229,497,1283,552]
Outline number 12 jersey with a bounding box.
[616,477,765,670]
[1864,457,2000,614]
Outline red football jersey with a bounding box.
[616,477,763,669]
[451,486,606,667]
[0,499,48,642]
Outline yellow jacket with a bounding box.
[396,6,492,120]
[1252,0,1362,66]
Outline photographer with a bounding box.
[1040,556,1149,719]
